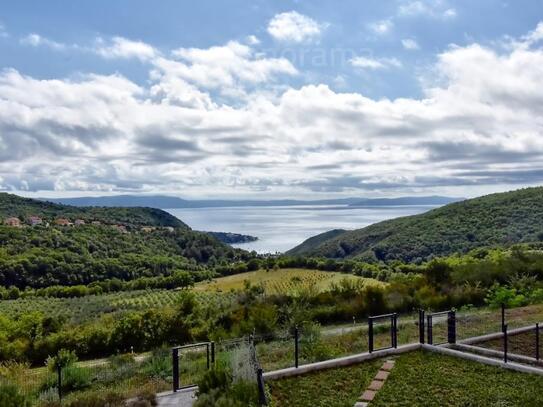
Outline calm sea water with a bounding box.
[166,205,435,254]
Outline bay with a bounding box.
[166,205,436,254]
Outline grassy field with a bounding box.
[193,268,382,295]
[269,351,543,406]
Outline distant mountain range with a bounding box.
[42,195,462,209]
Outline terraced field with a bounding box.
[0,269,379,323]
[0,289,236,324]
[193,268,383,295]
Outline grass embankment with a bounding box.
[269,351,543,407]
[193,268,383,294]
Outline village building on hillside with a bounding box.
[74,219,86,226]
[164,226,174,232]
[91,220,101,225]
[4,217,21,227]
[28,216,43,226]
[55,218,72,226]
[141,226,156,233]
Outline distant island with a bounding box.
[43,195,462,209]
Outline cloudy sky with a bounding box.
[1,0,543,199]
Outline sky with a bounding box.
[1,0,543,199]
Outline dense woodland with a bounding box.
[0,194,253,288]
[289,187,543,262]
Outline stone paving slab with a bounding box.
[361,390,376,401]
[157,388,197,407]
[368,380,384,391]
[381,361,395,371]
[375,370,390,380]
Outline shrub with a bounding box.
[141,348,171,380]
[65,392,124,407]
[0,383,31,407]
[197,365,231,395]
[485,285,528,308]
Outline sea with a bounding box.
[165,205,436,254]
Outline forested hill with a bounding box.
[0,193,187,228]
[0,194,248,288]
[287,187,543,263]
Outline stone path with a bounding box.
[354,359,395,407]
[156,387,197,407]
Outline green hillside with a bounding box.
[0,193,186,228]
[288,229,347,256]
[0,194,245,288]
[287,187,543,262]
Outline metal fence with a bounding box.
[0,349,172,405]
[3,303,542,405]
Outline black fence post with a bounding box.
[392,313,398,348]
[427,314,433,345]
[368,318,374,353]
[294,326,299,368]
[172,348,179,392]
[501,303,506,331]
[211,341,215,365]
[257,368,267,406]
[448,310,456,344]
[536,323,540,361]
[206,343,210,369]
[57,364,62,402]
[419,310,425,344]
[503,324,508,363]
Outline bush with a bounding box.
[197,365,231,395]
[141,348,171,380]
[0,383,31,407]
[485,285,529,308]
[65,392,124,407]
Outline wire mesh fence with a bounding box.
[469,324,543,363]
[3,303,543,405]
[0,350,172,405]
[456,307,503,341]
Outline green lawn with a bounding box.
[269,358,382,407]
[269,351,543,407]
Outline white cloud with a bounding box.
[402,38,420,50]
[160,41,297,93]
[350,56,402,70]
[246,35,260,45]
[398,1,457,19]
[267,11,325,43]
[522,22,543,47]
[2,24,543,197]
[94,37,157,61]
[369,19,393,35]
[20,33,67,51]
